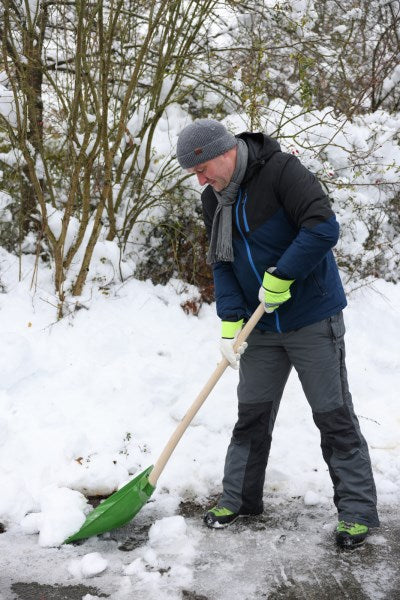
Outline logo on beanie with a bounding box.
[194,148,203,155]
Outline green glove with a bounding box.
[258,270,295,313]
[221,320,243,339]
[220,319,247,369]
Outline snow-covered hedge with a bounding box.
[0,0,399,308]
[135,102,400,290]
[235,101,400,285]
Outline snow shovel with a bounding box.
[65,303,265,543]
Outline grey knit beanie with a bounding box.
[176,119,237,169]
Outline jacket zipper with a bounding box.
[242,194,250,232]
[236,190,261,285]
[235,190,282,333]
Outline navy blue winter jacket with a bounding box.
[201,132,347,332]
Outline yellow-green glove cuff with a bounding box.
[262,271,295,293]
[221,319,244,339]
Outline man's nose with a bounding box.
[197,173,208,186]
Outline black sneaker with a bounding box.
[203,506,262,529]
[336,521,369,548]
[204,506,238,528]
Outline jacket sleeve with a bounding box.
[202,189,247,322]
[274,155,340,280]
[212,262,247,322]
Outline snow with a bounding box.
[0,149,23,167]
[303,490,321,506]
[68,552,108,578]
[21,0,41,18]
[0,85,18,128]
[225,103,400,282]
[0,245,399,596]
[0,71,9,87]
[20,486,88,547]
[343,8,363,20]
[382,64,400,94]
[123,516,197,597]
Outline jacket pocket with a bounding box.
[311,272,327,296]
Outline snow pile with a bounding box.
[123,516,198,599]
[20,486,89,547]
[0,245,398,546]
[68,552,108,578]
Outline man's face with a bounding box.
[187,149,237,192]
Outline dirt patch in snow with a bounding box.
[11,581,109,599]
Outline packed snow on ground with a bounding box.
[0,246,399,597]
[68,552,108,578]
[122,516,198,598]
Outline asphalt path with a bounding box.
[0,498,398,600]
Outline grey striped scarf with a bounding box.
[206,138,248,265]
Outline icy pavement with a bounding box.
[0,498,399,600]
[189,502,400,600]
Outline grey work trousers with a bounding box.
[220,312,380,527]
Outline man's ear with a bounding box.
[224,146,237,159]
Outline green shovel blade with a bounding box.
[64,465,155,543]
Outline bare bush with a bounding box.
[0,0,217,314]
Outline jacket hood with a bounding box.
[237,132,281,184]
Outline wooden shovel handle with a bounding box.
[148,303,266,487]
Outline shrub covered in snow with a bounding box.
[0,0,398,310]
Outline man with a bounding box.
[176,119,379,549]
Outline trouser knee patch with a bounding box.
[232,402,274,443]
[313,404,361,452]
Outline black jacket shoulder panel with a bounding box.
[275,153,335,228]
[201,134,333,240]
[237,132,281,184]
[201,135,285,238]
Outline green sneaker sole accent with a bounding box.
[203,506,263,529]
[204,515,239,529]
[203,506,238,529]
[335,521,369,549]
[208,506,235,518]
[336,521,368,535]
